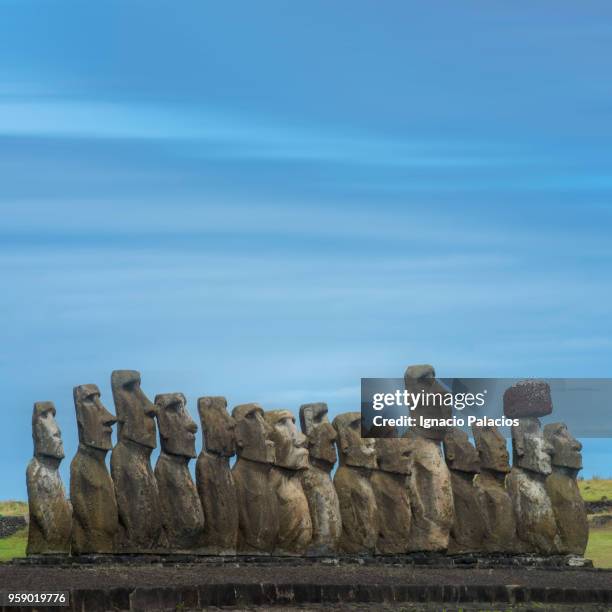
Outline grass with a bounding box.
[579,479,612,502]
[585,526,612,569]
[0,500,28,562]
[0,500,27,517]
[0,528,27,562]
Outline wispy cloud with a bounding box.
[0,98,521,169]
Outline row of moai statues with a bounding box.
[26,367,588,557]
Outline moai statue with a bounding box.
[472,424,519,553]
[507,416,560,554]
[26,402,72,554]
[371,436,412,554]
[265,409,312,555]
[544,423,588,555]
[70,385,118,554]
[332,412,378,554]
[231,403,279,553]
[110,370,165,551]
[299,402,342,555]
[196,396,239,554]
[443,428,487,554]
[154,393,205,550]
[403,365,454,552]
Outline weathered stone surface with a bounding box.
[27,402,72,554]
[503,380,552,418]
[371,437,412,554]
[299,403,341,555]
[332,412,378,554]
[443,428,486,554]
[154,393,205,550]
[231,403,279,553]
[404,364,453,442]
[405,433,454,552]
[544,422,588,555]
[265,409,312,555]
[472,424,519,553]
[70,384,118,554]
[512,416,553,475]
[403,364,454,552]
[508,418,560,554]
[110,370,165,551]
[196,396,238,554]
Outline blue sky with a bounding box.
[2,2,612,498]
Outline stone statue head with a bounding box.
[511,417,553,475]
[232,403,275,464]
[376,437,412,475]
[198,396,236,457]
[443,427,480,474]
[471,424,510,473]
[404,364,452,441]
[32,401,64,459]
[111,370,157,449]
[544,422,582,471]
[332,412,377,469]
[299,402,337,468]
[155,393,198,458]
[265,409,309,470]
[73,384,116,451]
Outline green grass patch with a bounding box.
[579,479,612,502]
[585,526,612,568]
[0,500,27,517]
[0,528,27,562]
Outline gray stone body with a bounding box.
[110,370,165,551]
[299,403,342,555]
[70,384,118,554]
[27,402,72,555]
[332,412,378,554]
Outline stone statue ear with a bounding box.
[234,428,245,450]
[444,443,455,462]
[76,418,84,439]
[515,435,525,457]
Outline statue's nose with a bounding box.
[103,409,117,426]
[323,422,337,440]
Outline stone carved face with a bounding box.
[74,384,116,451]
[332,412,377,469]
[32,401,64,459]
[443,428,480,474]
[404,364,452,441]
[198,396,236,457]
[299,402,337,467]
[471,424,510,473]
[265,409,309,470]
[511,417,553,475]
[376,437,412,474]
[155,393,198,458]
[544,422,582,471]
[232,403,275,464]
[111,370,157,448]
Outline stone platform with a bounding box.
[1,556,611,611]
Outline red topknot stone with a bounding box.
[503,380,552,418]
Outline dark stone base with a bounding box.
[2,559,609,611]
[13,551,593,568]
